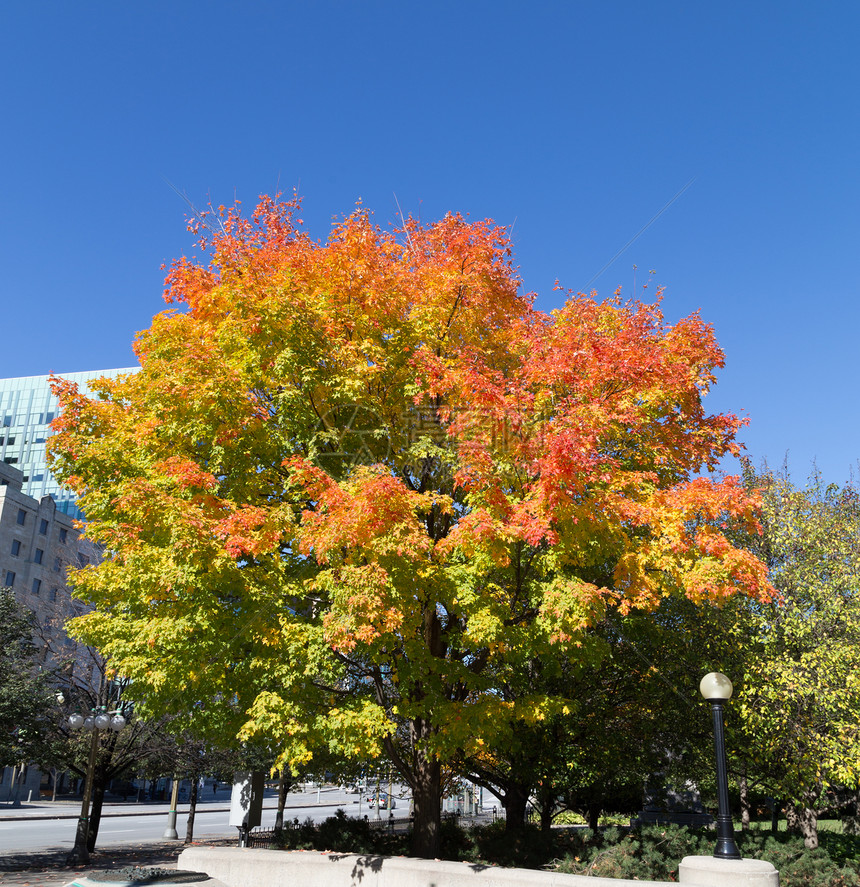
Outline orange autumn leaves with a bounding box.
[49,194,772,681]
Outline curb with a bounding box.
[0,800,347,823]
[64,878,223,887]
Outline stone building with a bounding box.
[0,460,97,650]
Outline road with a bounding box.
[0,786,407,854]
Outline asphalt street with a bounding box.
[0,785,404,855]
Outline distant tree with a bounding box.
[726,465,860,849]
[461,607,707,833]
[665,464,860,848]
[0,587,54,769]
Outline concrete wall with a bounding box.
[177,848,778,887]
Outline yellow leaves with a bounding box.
[536,577,611,645]
[317,563,405,653]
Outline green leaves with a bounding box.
[728,467,860,810]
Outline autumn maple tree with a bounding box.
[48,195,771,857]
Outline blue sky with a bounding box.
[1,2,857,483]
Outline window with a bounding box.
[16,509,26,526]
[54,557,61,572]
[34,548,44,564]
[6,436,15,445]
[49,588,58,602]
[77,553,90,568]
[31,579,41,595]
[11,540,21,556]
[59,528,68,544]
[5,457,18,465]
[4,571,14,587]
[39,518,48,535]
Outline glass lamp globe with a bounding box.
[94,713,112,730]
[110,715,127,732]
[83,716,95,731]
[700,672,733,701]
[68,713,84,730]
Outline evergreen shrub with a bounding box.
[269,814,860,887]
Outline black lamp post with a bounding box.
[700,672,741,860]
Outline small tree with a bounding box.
[0,588,55,780]
[728,466,860,849]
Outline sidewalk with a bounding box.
[0,837,233,887]
[0,793,345,822]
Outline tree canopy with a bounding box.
[728,465,860,848]
[48,196,771,856]
[0,587,54,767]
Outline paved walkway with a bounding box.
[0,792,322,822]
[0,837,232,886]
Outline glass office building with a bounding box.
[0,368,137,518]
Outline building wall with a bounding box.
[0,461,98,657]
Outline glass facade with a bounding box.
[0,368,137,518]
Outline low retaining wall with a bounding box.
[177,848,778,887]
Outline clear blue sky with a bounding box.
[1,2,857,483]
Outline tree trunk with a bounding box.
[275,773,289,829]
[739,771,750,831]
[588,803,601,832]
[785,803,799,834]
[844,790,860,835]
[185,777,199,843]
[787,803,819,849]
[86,774,107,853]
[534,782,556,832]
[539,803,554,832]
[502,784,530,834]
[410,720,442,859]
[770,798,780,834]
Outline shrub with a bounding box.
[270,815,860,887]
[272,809,408,855]
[553,825,860,887]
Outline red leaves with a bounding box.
[215,506,281,558]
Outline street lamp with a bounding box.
[700,672,741,860]
[65,704,128,865]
